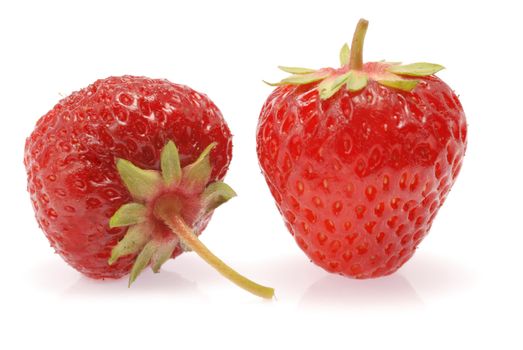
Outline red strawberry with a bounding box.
[257,19,467,278]
[25,76,273,298]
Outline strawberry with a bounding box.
[25,76,273,298]
[257,19,467,278]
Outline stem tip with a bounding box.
[349,18,369,71]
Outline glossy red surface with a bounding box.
[257,77,467,278]
[24,76,232,279]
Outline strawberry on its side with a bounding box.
[257,19,467,278]
[25,76,273,298]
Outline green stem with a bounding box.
[349,18,369,71]
[160,214,275,299]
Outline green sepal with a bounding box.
[346,71,369,92]
[202,181,237,214]
[151,239,177,273]
[108,224,150,265]
[317,72,351,99]
[339,43,350,66]
[116,159,162,201]
[278,66,317,74]
[387,62,444,76]
[161,140,182,186]
[377,79,419,91]
[109,203,147,228]
[182,143,216,192]
[264,71,330,86]
[128,240,159,287]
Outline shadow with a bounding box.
[399,252,475,297]
[298,252,475,309]
[30,257,207,300]
[63,269,207,300]
[30,257,81,293]
[299,273,424,310]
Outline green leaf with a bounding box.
[377,79,419,91]
[128,240,159,287]
[202,181,237,214]
[108,224,150,265]
[161,140,182,186]
[388,62,444,76]
[151,240,177,273]
[346,71,369,92]
[317,72,351,99]
[116,159,162,201]
[262,80,281,87]
[339,43,350,66]
[282,71,330,84]
[265,71,330,86]
[278,66,317,74]
[182,143,216,192]
[109,203,147,228]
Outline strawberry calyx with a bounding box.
[266,18,444,98]
[108,140,274,299]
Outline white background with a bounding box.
[1,0,522,348]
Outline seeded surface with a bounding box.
[24,76,232,279]
[257,77,467,278]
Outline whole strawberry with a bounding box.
[25,76,273,298]
[257,19,467,278]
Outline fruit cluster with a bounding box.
[24,19,466,299]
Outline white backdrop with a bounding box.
[1,0,521,349]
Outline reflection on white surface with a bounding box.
[298,252,474,309]
[300,273,423,309]
[400,253,475,297]
[30,249,474,306]
[30,257,208,300]
[63,270,206,299]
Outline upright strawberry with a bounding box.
[257,19,467,278]
[25,76,273,298]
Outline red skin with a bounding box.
[24,76,232,279]
[257,75,467,278]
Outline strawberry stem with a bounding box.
[160,214,275,299]
[349,18,369,71]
